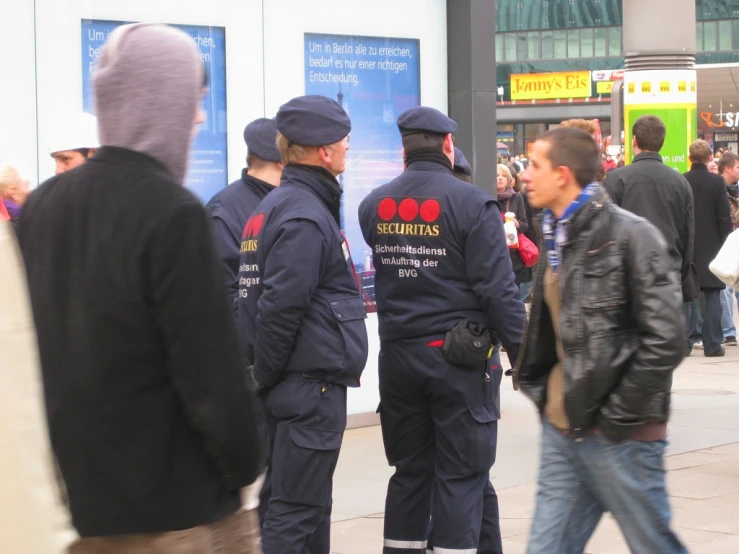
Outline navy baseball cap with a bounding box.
[454,147,472,176]
[243,118,281,163]
[397,106,458,136]
[276,95,351,146]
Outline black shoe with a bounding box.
[723,336,737,346]
[705,347,726,357]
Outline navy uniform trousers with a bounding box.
[379,336,503,554]
[260,377,346,554]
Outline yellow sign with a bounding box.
[510,71,591,100]
[678,81,687,92]
[642,82,652,93]
[660,81,670,92]
[596,81,615,94]
[628,82,635,94]
[691,81,696,92]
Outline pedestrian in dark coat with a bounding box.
[18,23,262,550]
[683,140,733,356]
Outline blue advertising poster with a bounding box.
[304,33,421,312]
[81,19,228,203]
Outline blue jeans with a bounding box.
[685,299,703,344]
[721,286,737,339]
[519,281,532,303]
[526,421,687,554]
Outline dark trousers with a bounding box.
[700,289,724,354]
[260,378,346,554]
[379,337,503,554]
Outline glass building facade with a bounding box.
[495,0,739,156]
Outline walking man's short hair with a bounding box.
[688,140,712,164]
[633,115,666,153]
[538,127,601,188]
[718,152,739,175]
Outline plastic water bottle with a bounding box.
[504,212,519,249]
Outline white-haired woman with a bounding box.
[496,164,529,290]
[0,161,29,224]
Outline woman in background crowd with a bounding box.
[507,162,539,303]
[497,164,529,297]
[0,161,29,224]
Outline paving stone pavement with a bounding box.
[329,338,739,553]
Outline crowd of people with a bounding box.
[4,21,737,554]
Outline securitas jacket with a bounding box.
[358,159,526,365]
[238,164,368,390]
[517,187,685,442]
[206,170,275,318]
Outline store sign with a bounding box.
[591,70,624,82]
[715,132,739,142]
[700,111,739,128]
[596,81,615,94]
[510,71,591,100]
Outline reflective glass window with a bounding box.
[554,30,567,59]
[594,27,607,57]
[528,31,541,60]
[541,30,554,59]
[567,29,580,58]
[580,28,593,58]
[505,33,517,60]
[517,32,528,60]
[703,21,717,51]
[719,20,732,50]
[607,27,621,56]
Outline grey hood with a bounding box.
[93,23,203,184]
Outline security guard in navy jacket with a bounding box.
[358,107,526,554]
[453,145,472,182]
[238,95,368,554]
[205,118,282,318]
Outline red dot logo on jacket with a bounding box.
[376,198,441,236]
[242,213,265,239]
[241,213,265,253]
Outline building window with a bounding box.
[554,29,567,58]
[719,20,732,50]
[594,27,607,57]
[517,32,528,60]
[580,28,594,58]
[567,29,580,57]
[541,30,554,59]
[505,33,517,61]
[528,31,541,60]
[607,26,622,56]
[703,21,717,51]
[697,22,704,50]
[495,25,628,63]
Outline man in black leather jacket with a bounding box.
[517,127,687,554]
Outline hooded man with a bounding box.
[19,23,262,552]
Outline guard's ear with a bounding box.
[443,134,454,155]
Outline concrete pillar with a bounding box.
[446,0,497,196]
[622,0,697,172]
